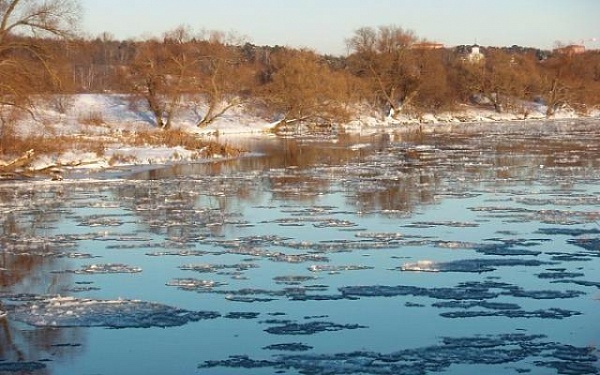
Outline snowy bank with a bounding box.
[4,94,599,178]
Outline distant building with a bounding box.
[411,42,444,50]
[554,44,586,56]
[467,44,485,63]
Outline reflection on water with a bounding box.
[1,121,600,374]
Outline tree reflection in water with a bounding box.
[0,186,83,370]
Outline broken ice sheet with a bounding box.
[273,275,318,285]
[469,205,600,225]
[440,308,581,319]
[55,252,99,259]
[76,214,128,227]
[200,333,600,375]
[399,258,553,273]
[166,278,228,291]
[422,239,545,256]
[0,362,47,373]
[224,312,260,319]
[287,239,398,253]
[551,279,600,289]
[354,232,406,241]
[313,218,358,228]
[263,320,366,335]
[404,220,480,228]
[263,343,313,352]
[339,280,585,302]
[567,237,600,252]
[146,249,209,257]
[536,227,600,236]
[308,264,374,273]
[61,263,142,274]
[514,194,600,206]
[536,271,585,279]
[179,263,259,274]
[7,296,220,328]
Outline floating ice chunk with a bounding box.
[166,278,227,290]
[263,320,366,335]
[179,263,259,273]
[308,264,373,273]
[77,215,125,227]
[225,295,277,303]
[400,258,553,273]
[354,232,405,241]
[440,308,581,319]
[406,221,479,228]
[313,219,357,228]
[273,275,318,285]
[146,250,208,257]
[567,238,600,251]
[8,296,219,328]
[400,260,440,272]
[224,312,260,319]
[263,343,313,352]
[67,263,142,274]
[0,362,46,372]
[201,333,600,374]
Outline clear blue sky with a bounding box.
[79,0,600,54]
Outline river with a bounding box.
[1,121,600,374]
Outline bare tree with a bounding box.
[539,51,600,115]
[346,25,418,117]
[0,0,80,154]
[0,0,79,41]
[193,30,252,127]
[410,49,454,113]
[121,27,251,130]
[261,48,353,130]
[449,48,544,113]
[124,36,194,129]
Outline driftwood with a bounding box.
[0,149,35,171]
[0,150,63,180]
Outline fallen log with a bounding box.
[0,150,51,180]
[0,149,35,172]
[0,152,105,180]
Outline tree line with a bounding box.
[1,0,600,133]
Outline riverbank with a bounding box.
[1,94,599,180]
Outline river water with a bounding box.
[1,121,600,374]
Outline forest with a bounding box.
[1,0,600,158]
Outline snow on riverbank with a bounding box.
[6,94,600,176]
[28,94,277,137]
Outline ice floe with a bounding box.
[61,263,143,274]
[4,296,220,328]
[200,333,599,374]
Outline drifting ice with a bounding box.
[7,296,219,328]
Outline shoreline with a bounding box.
[369,117,600,136]
[2,115,600,183]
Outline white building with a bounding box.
[468,45,485,63]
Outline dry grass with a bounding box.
[107,152,137,166]
[78,110,105,126]
[1,134,108,157]
[118,128,243,157]
[1,125,242,162]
